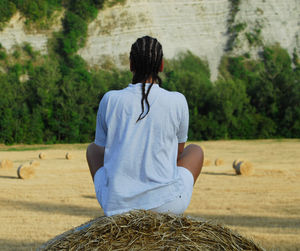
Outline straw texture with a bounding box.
[39,153,46,159]
[214,159,224,166]
[65,153,72,160]
[39,210,264,251]
[30,160,40,167]
[203,159,212,167]
[233,160,254,176]
[17,165,35,179]
[0,159,13,169]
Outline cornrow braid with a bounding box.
[130,36,163,122]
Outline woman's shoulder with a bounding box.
[102,88,127,101]
[159,88,187,103]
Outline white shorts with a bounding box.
[94,166,194,215]
[149,166,194,215]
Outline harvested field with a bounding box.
[215,158,224,166]
[0,140,300,250]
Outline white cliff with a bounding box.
[78,0,230,80]
[0,0,299,80]
[233,0,300,57]
[0,12,62,54]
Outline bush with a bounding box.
[0,51,7,60]
[11,0,61,21]
[0,0,16,24]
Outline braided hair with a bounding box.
[130,36,163,122]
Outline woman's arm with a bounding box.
[177,142,185,163]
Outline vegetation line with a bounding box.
[0,1,299,144]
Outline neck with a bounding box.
[145,76,155,84]
[132,72,157,84]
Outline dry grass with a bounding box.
[215,158,224,166]
[17,164,36,179]
[203,159,212,166]
[233,160,254,176]
[0,140,300,250]
[39,210,264,251]
[65,153,72,160]
[0,159,13,169]
[39,153,46,159]
[30,160,40,167]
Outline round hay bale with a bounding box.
[203,159,212,166]
[39,152,46,160]
[17,165,35,179]
[65,152,72,160]
[232,159,242,169]
[38,210,264,251]
[30,160,40,167]
[233,160,254,176]
[0,159,13,169]
[214,158,224,166]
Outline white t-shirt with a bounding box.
[94,83,189,216]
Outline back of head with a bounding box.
[130,36,163,85]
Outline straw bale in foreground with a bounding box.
[233,160,254,176]
[17,165,35,179]
[39,210,264,251]
[0,159,13,169]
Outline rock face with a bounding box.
[0,0,299,80]
[0,12,62,54]
[233,0,300,57]
[0,12,49,53]
[78,0,230,80]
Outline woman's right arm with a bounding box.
[177,142,185,164]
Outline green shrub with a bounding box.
[0,0,16,24]
[0,51,7,60]
[11,0,61,21]
[23,43,35,58]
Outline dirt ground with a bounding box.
[0,140,300,251]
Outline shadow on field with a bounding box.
[0,175,18,179]
[1,198,103,218]
[0,239,43,251]
[202,171,236,176]
[188,213,300,229]
[82,194,97,199]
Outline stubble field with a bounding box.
[0,140,300,250]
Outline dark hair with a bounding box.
[130,36,163,122]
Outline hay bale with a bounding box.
[203,159,212,166]
[232,159,238,169]
[233,160,254,176]
[17,164,35,179]
[39,152,46,159]
[65,152,72,160]
[0,159,13,169]
[30,160,40,167]
[38,210,264,251]
[214,158,224,166]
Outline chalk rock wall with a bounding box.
[78,0,230,80]
[0,12,49,53]
[233,0,300,57]
[0,12,62,54]
[0,0,299,80]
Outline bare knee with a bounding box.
[87,143,104,157]
[86,143,105,180]
[186,144,204,163]
[178,144,204,184]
